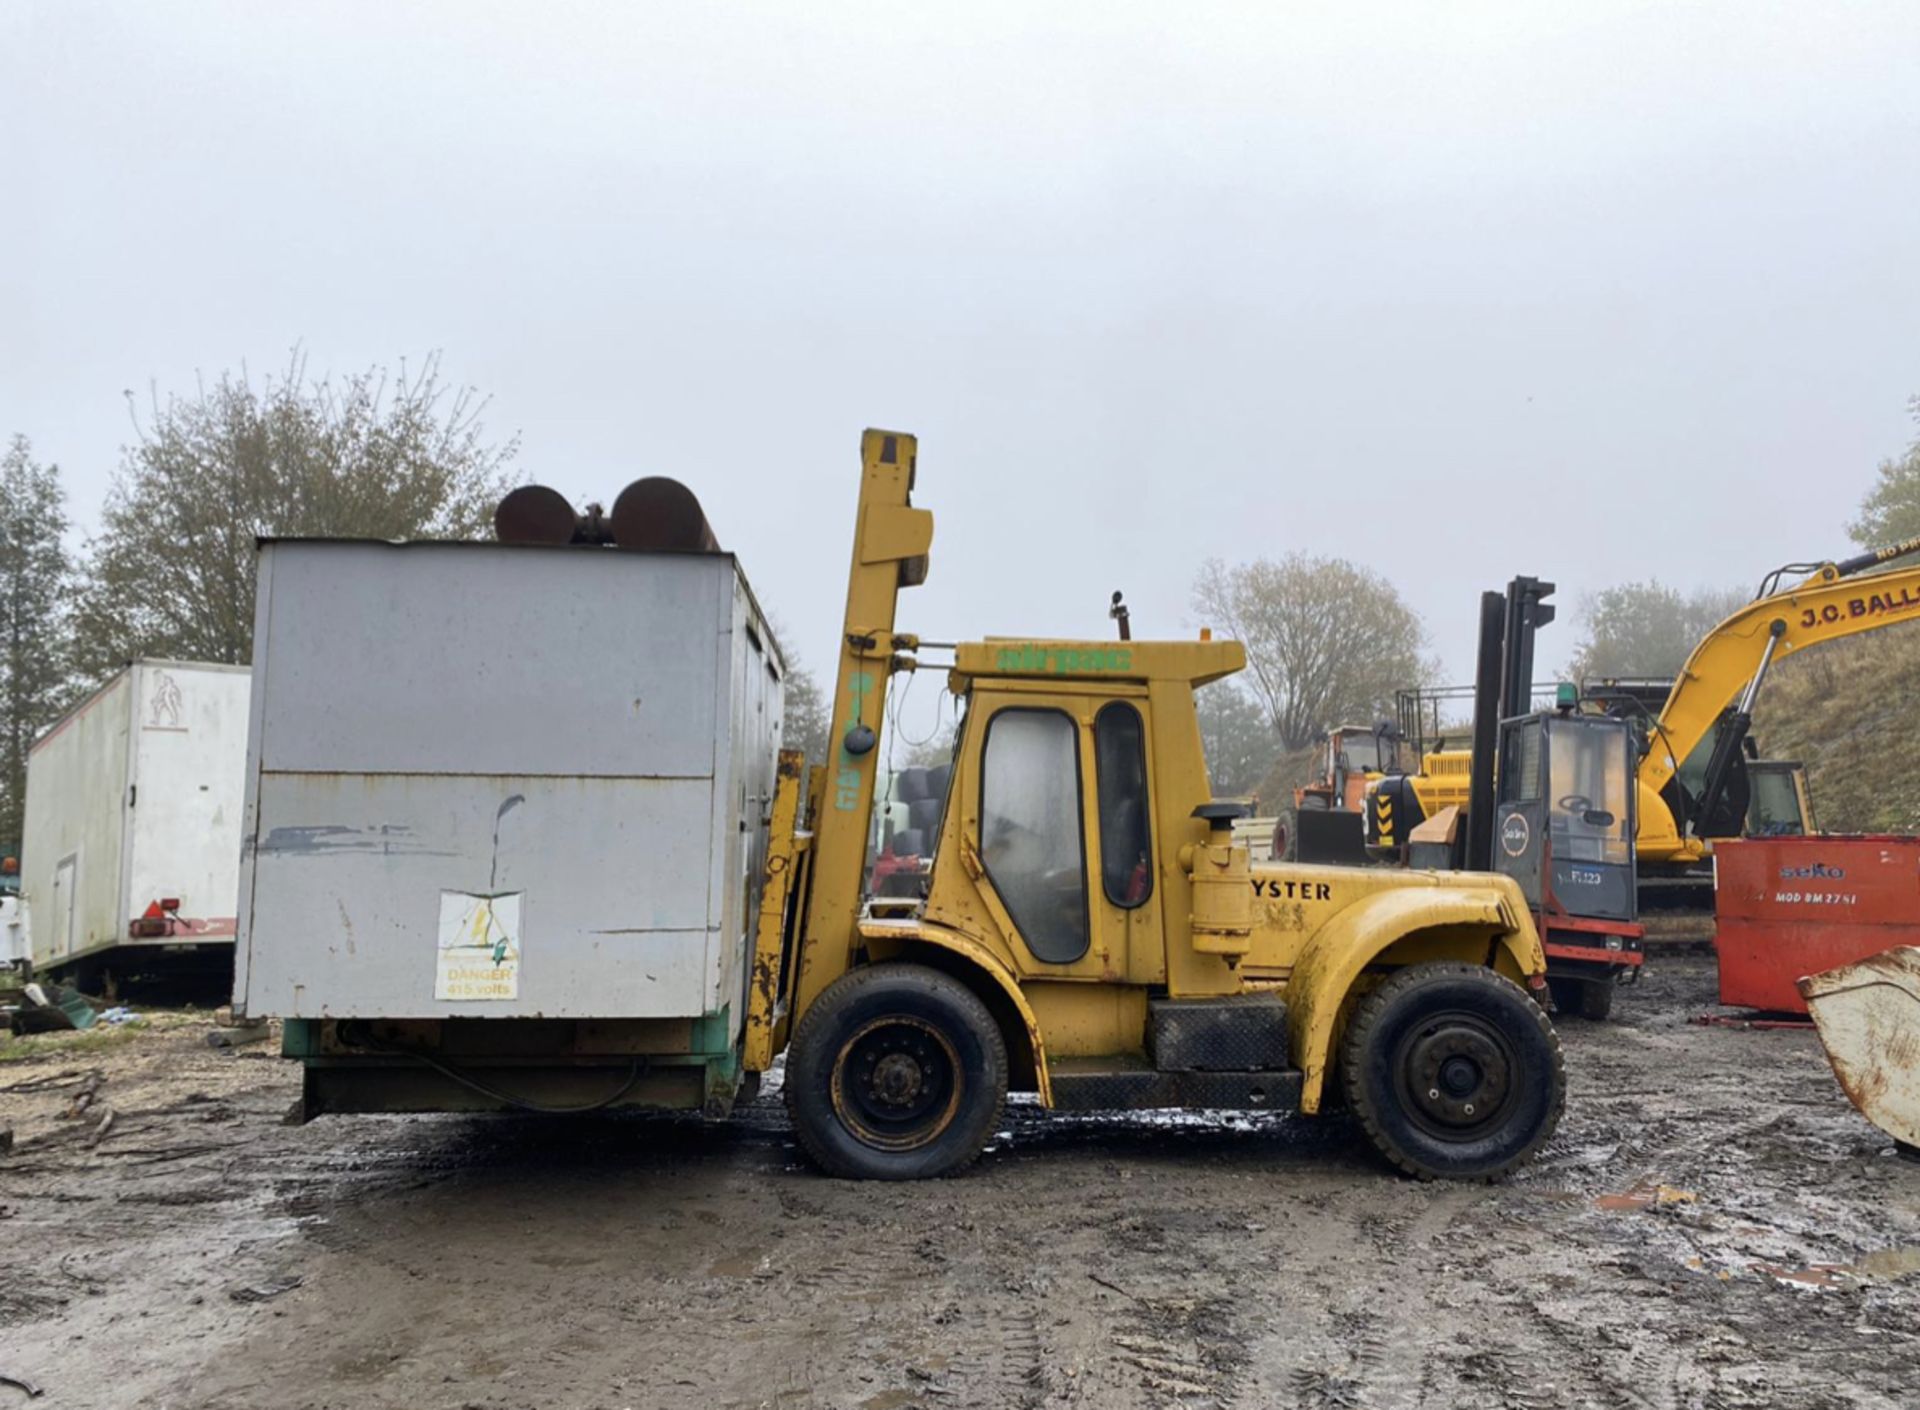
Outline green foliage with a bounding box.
[1850,396,1920,548]
[1567,581,1748,683]
[72,351,519,675]
[1196,681,1280,797]
[1755,621,1920,833]
[1192,555,1433,753]
[0,435,78,842]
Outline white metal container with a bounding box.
[233,541,785,1031]
[22,660,252,972]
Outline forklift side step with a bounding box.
[1148,994,1290,1072]
[1050,1056,1304,1113]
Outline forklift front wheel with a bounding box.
[785,964,1008,1180]
[1341,962,1566,1182]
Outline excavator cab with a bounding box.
[1745,760,1813,838]
[1491,701,1641,1018]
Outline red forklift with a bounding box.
[1371,579,1644,1019]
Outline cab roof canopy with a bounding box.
[950,637,1245,691]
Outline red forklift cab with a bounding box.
[1492,704,1644,1019]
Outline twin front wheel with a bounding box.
[784,961,1564,1183]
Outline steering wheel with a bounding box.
[1557,794,1593,814]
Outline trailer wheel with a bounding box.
[1341,962,1565,1182]
[785,964,1007,1180]
[1548,975,1615,1021]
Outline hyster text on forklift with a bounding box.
[234,430,1567,1182]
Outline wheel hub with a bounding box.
[831,1016,964,1152]
[1404,1022,1511,1129]
[871,1052,926,1107]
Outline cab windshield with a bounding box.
[1747,767,1807,837]
[1547,718,1631,865]
[1337,732,1382,772]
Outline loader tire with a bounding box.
[785,964,1007,1181]
[1548,975,1615,1021]
[1341,962,1565,1183]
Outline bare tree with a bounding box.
[893,721,957,771]
[1566,581,1748,682]
[781,659,832,764]
[72,349,519,675]
[0,435,78,843]
[1192,556,1431,752]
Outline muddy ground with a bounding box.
[3,954,1917,1410]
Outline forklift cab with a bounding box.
[1491,705,1642,1018]
[1492,709,1636,923]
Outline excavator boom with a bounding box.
[1642,534,1920,798]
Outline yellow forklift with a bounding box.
[741,432,1566,1180]
[265,430,1569,1183]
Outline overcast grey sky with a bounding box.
[4,1,1918,694]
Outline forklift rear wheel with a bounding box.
[1548,975,1615,1021]
[785,964,1008,1180]
[1341,962,1565,1182]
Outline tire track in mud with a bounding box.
[1110,1292,1246,1408]
[939,1303,1047,1408]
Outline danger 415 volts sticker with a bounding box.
[436,891,523,1000]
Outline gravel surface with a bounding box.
[2,955,1917,1410]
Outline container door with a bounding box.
[50,854,77,959]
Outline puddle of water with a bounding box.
[1753,1262,1849,1291]
[1595,1183,1695,1212]
[709,1252,772,1278]
[1736,1246,1920,1291]
[1852,1246,1920,1279]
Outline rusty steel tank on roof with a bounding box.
[494,477,719,552]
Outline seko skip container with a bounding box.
[1713,835,1920,1014]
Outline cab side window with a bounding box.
[1094,703,1152,908]
[1504,719,1544,803]
[980,709,1088,963]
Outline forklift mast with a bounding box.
[790,431,936,1018]
[1465,578,1554,872]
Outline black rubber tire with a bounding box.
[1341,962,1565,1182]
[907,797,945,832]
[785,964,1008,1180]
[1548,975,1615,1021]
[894,768,931,804]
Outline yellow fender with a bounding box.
[857,919,1053,1105]
[1287,884,1544,1113]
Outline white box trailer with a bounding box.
[22,660,252,978]
[233,540,785,1115]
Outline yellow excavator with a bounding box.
[1370,539,1920,903]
